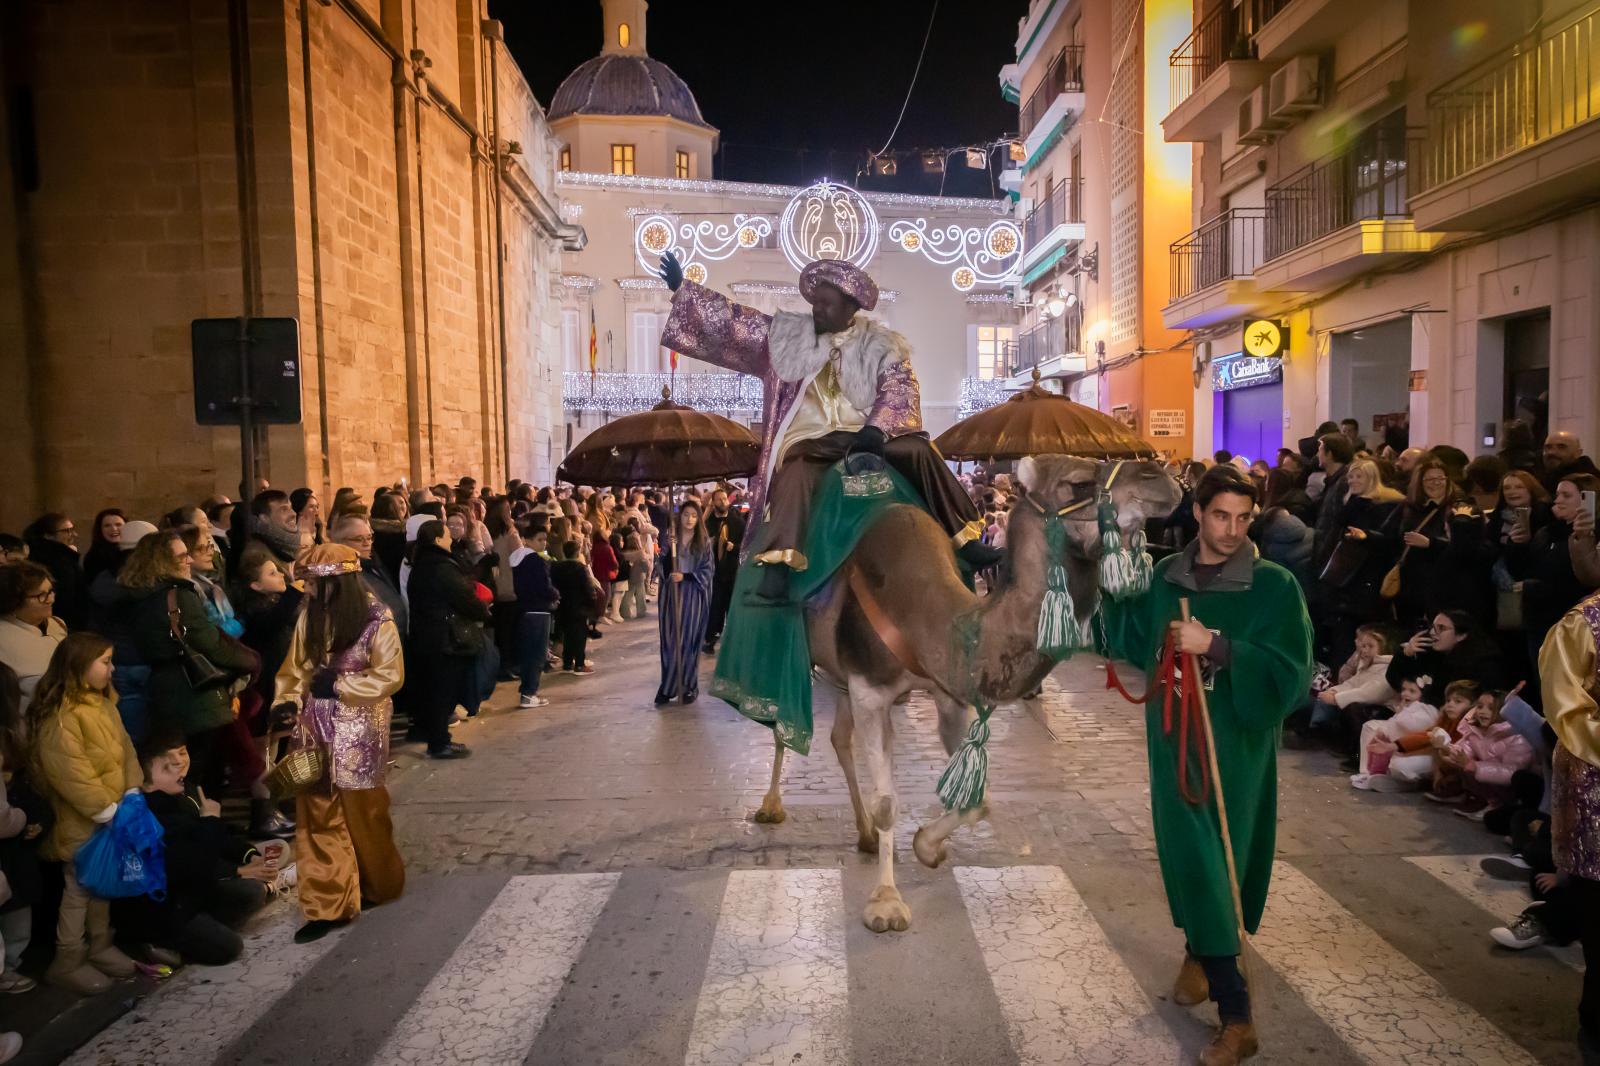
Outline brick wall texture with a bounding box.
[0,0,570,534]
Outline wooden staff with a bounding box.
[1179,597,1253,975]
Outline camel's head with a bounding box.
[1014,455,1182,560]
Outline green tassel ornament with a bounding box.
[936,707,992,813]
[1036,510,1095,657]
[1097,497,1152,600]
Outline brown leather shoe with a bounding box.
[1198,1022,1258,1066]
[1173,953,1209,1006]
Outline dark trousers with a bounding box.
[518,612,552,697]
[558,615,588,669]
[184,724,230,798]
[1194,950,1250,1024]
[172,878,269,965]
[706,558,738,642]
[1579,876,1600,1041]
[491,601,521,677]
[750,430,979,562]
[416,651,467,752]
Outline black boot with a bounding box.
[957,541,1004,569]
[250,798,295,839]
[746,563,791,606]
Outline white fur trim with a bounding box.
[767,312,913,415]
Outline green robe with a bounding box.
[1101,541,1313,955]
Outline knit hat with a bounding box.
[294,542,361,580]
[118,520,160,551]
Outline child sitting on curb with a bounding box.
[1440,691,1536,822]
[1350,678,1437,790]
[109,732,275,966]
[1361,679,1479,794]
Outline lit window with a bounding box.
[618,22,630,48]
[675,150,690,179]
[559,146,571,171]
[610,144,635,176]
[976,325,1016,380]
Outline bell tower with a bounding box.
[601,0,647,57]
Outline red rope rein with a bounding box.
[1104,634,1211,806]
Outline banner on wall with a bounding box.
[1148,409,1186,437]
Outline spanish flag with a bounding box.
[588,306,598,376]
[669,348,678,371]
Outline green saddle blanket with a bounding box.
[709,460,931,755]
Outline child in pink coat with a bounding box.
[1440,691,1536,818]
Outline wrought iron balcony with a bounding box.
[1013,312,1081,377]
[1168,2,1251,112]
[1419,5,1600,194]
[1264,116,1416,260]
[1023,178,1084,253]
[1020,46,1085,139]
[1169,208,1265,302]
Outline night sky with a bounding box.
[490,0,1030,197]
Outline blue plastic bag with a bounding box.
[74,791,166,900]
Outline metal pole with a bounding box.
[237,315,256,496]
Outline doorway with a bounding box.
[1503,310,1550,445]
[1213,380,1283,465]
[1329,318,1411,445]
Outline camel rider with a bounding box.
[1100,466,1313,1066]
[657,251,999,604]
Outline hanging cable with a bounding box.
[869,0,941,161]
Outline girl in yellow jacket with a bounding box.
[30,633,142,995]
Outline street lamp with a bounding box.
[1046,296,1066,318]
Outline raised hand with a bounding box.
[658,251,684,292]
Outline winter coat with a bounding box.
[1328,652,1396,708]
[1311,465,1351,570]
[1394,501,1495,627]
[237,585,304,710]
[371,518,408,586]
[34,690,142,861]
[1322,494,1401,614]
[1507,518,1587,640]
[0,615,67,711]
[551,559,597,625]
[510,548,559,614]
[589,533,619,584]
[406,544,491,656]
[360,558,408,639]
[1449,719,1536,787]
[111,788,259,944]
[1251,508,1314,589]
[1385,635,1509,706]
[129,580,259,737]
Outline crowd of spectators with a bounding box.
[0,474,723,1059]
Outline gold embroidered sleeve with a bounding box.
[335,620,405,705]
[273,612,311,708]
[1538,610,1600,767]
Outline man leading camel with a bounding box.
[657,251,997,603]
[1102,466,1313,1066]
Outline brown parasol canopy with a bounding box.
[557,389,761,486]
[934,373,1158,461]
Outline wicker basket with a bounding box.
[267,742,325,799]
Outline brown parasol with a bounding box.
[557,387,761,487]
[934,369,1158,461]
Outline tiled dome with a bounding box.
[548,54,711,129]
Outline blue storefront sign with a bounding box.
[1212,351,1283,393]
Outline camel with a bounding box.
[751,454,1182,932]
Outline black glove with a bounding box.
[658,251,684,292]
[310,669,337,700]
[853,425,887,457]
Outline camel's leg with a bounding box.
[753,731,787,824]
[854,681,911,933]
[913,689,989,869]
[829,697,875,852]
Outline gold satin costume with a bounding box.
[275,604,407,922]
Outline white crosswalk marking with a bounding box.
[64,903,336,1066]
[683,867,850,1066]
[954,865,1182,1066]
[1256,862,1543,1066]
[1405,854,1584,971]
[369,872,620,1066]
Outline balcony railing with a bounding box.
[1023,177,1084,252]
[1419,5,1600,193]
[1264,118,1416,260]
[1169,2,1250,111]
[1020,45,1085,136]
[1170,208,1265,302]
[1254,0,1294,28]
[1014,312,1082,374]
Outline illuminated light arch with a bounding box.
[633,213,776,282]
[887,217,1023,289]
[778,181,879,272]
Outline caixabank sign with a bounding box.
[1213,320,1286,392]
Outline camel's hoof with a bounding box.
[912,825,948,869]
[863,886,911,933]
[856,828,879,854]
[752,799,786,824]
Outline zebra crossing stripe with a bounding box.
[64,903,338,1066]
[367,872,619,1066]
[683,868,850,1066]
[1404,854,1583,971]
[954,865,1182,1066]
[1255,862,1543,1066]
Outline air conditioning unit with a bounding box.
[1269,55,1323,119]
[1237,86,1283,145]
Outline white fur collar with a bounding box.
[767,311,913,414]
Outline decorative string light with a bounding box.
[779,181,880,272]
[558,171,1010,215]
[633,212,776,279]
[887,218,1023,289]
[959,377,1014,419]
[563,371,764,414]
[561,273,596,291]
